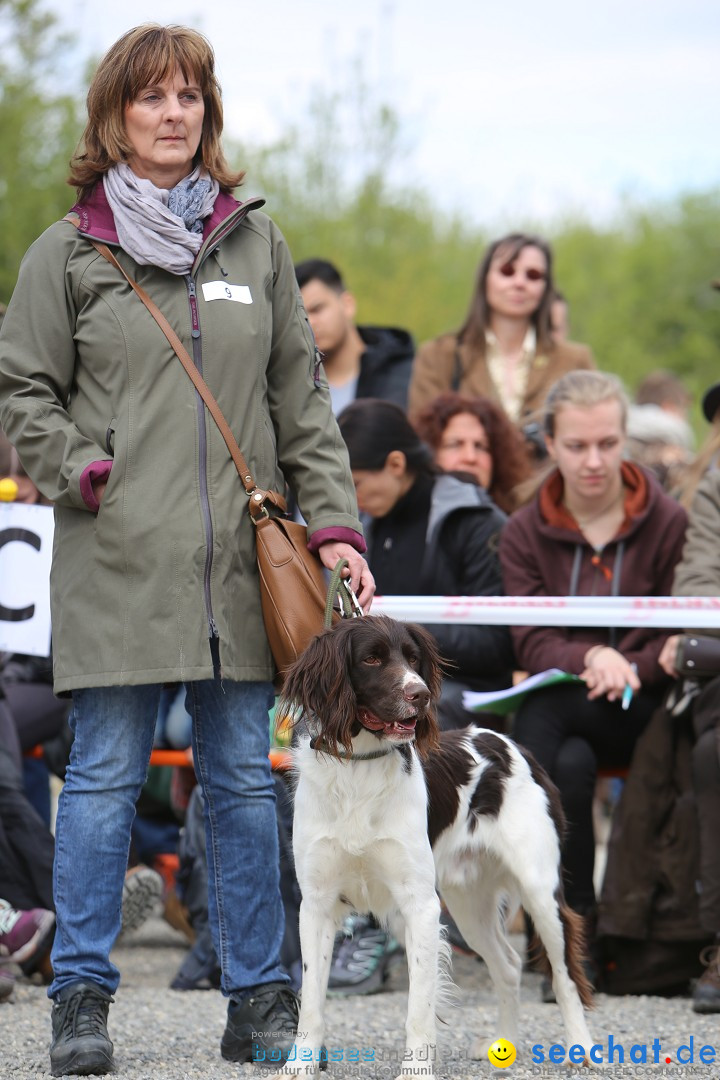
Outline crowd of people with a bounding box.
[0,19,719,1080]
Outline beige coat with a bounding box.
[408,331,594,425]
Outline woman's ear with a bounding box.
[385,450,407,476]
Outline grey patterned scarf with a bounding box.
[103,163,219,275]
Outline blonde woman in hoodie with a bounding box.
[499,370,687,995]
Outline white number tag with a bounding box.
[201,282,252,304]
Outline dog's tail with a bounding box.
[556,900,595,1009]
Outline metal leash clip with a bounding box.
[340,576,364,618]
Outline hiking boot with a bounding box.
[693,944,720,1014]
[221,982,298,1064]
[120,866,163,935]
[327,914,397,996]
[0,900,55,973]
[50,982,115,1076]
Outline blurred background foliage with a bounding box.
[2,0,719,428]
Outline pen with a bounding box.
[621,663,638,711]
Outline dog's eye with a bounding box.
[407,655,420,668]
[362,655,382,666]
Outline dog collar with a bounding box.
[309,737,397,761]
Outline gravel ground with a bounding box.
[3,918,717,1080]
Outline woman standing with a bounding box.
[408,233,594,456]
[499,371,687,994]
[0,24,373,1076]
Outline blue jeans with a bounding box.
[50,680,288,999]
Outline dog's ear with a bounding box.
[279,623,358,756]
[404,622,444,704]
[404,622,442,758]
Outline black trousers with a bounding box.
[512,682,661,912]
[0,700,55,910]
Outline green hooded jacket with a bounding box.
[0,188,363,692]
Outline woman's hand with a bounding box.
[317,542,376,613]
[581,645,641,702]
[658,634,681,678]
[92,477,107,506]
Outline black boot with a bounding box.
[50,981,115,1076]
[221,982,298,1064]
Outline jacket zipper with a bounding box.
[186,275,221,678]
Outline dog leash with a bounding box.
[324,559,364,628]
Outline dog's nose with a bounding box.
[404,682,430,709]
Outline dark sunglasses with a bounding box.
[499,263,546,282]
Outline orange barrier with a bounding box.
[26,744,292,772]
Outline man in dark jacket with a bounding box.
[295,258,414,412]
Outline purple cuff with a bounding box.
[307,527,367,555]
[80,460,113,512]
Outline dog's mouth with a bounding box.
[357,707,418,739]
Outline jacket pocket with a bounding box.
[295,296,325,387]
[105,417,116,456]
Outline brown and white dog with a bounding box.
[273,615,593,1078]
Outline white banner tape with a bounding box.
[370,595,720,629]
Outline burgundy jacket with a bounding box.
[499,462,688,685]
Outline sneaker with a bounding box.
[120,866,163,935]
[50,981,115,1076]
[220,981,298,1064]
[0,900,55,970]
[327,914,395,996]
[693,944,720,1014]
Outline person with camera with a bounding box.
[408,233,594,461]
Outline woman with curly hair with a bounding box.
[414,391,532,513]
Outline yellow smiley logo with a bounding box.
[487,1038,517,1068]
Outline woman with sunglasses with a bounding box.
[408,233,594,456]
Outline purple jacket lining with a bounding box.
[79,460,113,512]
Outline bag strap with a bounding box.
[64,218,285,517]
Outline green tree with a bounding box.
[227,75,487,345]
[230,76,720,412]
[554,193,720,414]
[0,0,83,301]
[2,7,717,423]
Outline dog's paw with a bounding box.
[468,1035,494,1060]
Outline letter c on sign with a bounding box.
[0,528,40,621]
